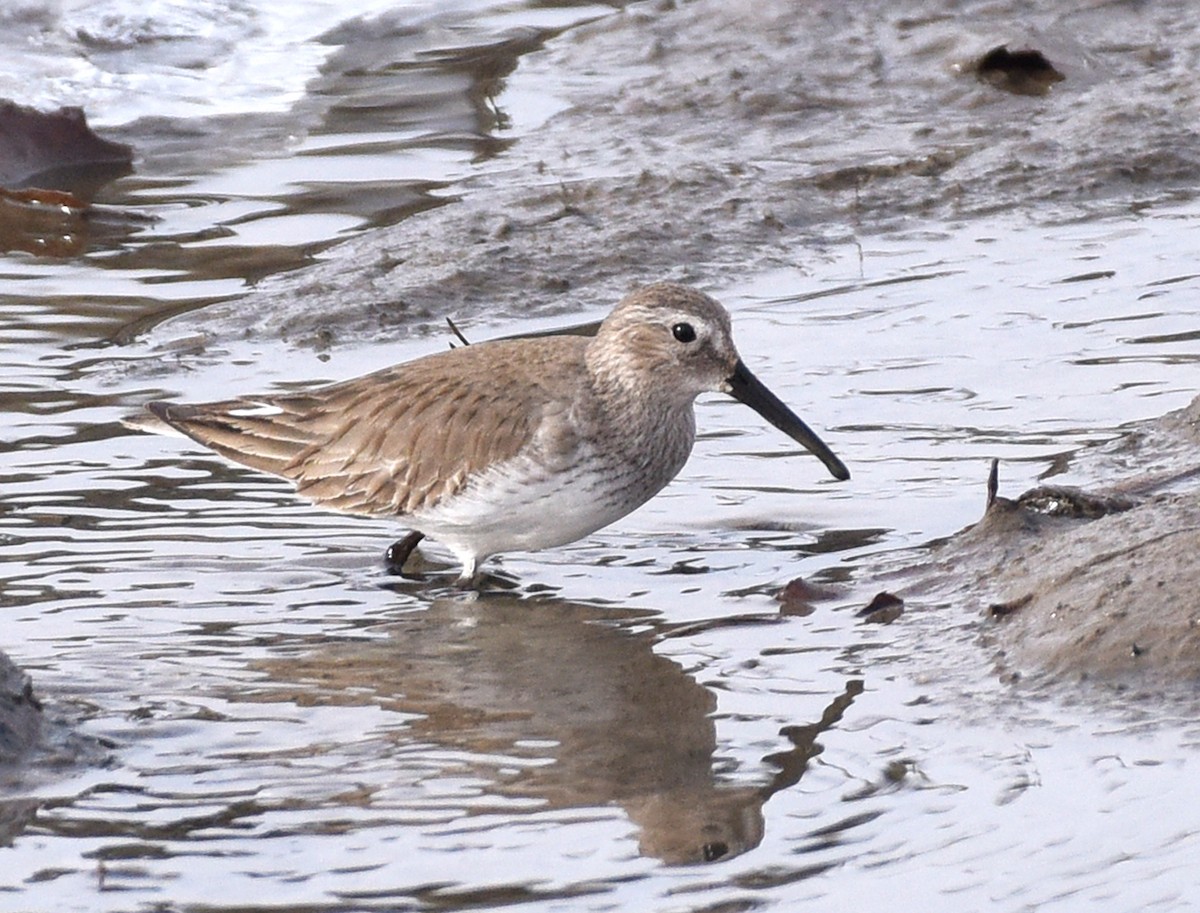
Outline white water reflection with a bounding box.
[2,0,437,125]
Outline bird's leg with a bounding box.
[385,531,425,575]
[455,554,481,589]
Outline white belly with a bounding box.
[410,449,683,567]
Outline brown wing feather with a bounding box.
[149,336,590,517]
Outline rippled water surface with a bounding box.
[3,2,1200,911]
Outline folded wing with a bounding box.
[147,339,575,517]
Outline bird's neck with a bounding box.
[584,341,698,474]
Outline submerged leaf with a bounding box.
[0,186,88,256]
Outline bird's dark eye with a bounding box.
[672,322,696,343]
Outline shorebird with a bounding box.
[147,283,849,582]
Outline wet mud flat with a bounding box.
[145,0,1200,350]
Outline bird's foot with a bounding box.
[454,569,522,591]
[385,531,426,575]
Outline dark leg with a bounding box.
[385,531,425,575]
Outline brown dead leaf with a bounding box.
[0,186,88,256]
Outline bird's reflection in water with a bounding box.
[250,592,862,865]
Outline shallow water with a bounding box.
[3,2,1200,911]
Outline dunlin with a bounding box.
[148,283,848,582]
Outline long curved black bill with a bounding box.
[725,360,850,481]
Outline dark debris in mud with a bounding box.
[776,577,839,617]
[0,100,138,257]
[857,592,904,625]
[0,99,132,192]
[973,45,1065,96]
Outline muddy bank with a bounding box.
[141,0,1200,350]
[0,651,48,841]
[0,652,39,766]
[0,649,110,790]
[875,394,1200,684]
